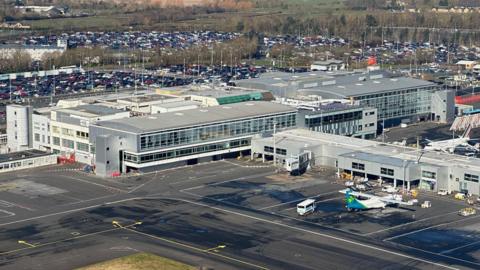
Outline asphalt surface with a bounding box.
[0,160,478,270]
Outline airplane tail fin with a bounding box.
[345,189,357,208]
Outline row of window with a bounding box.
[51,136,89,152]
[381,167,394,176]
[264,146,287,156]
[139,113,296,150]
[305,111,362,126]
[51,126,89,139]
[352,162,365,170]
[422,171,436,179]
[464,173,479,183]
[125,139,251,164]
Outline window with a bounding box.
[352,162,365,170]
[76,142,89,152]
[34,133,40,142]
[52,136,60,146]
[52,126,60,134]
[62,128,74,136]
[62,139,75,149]
[264,146,287,155]
[464,173,479,183]
[422,171,436,179]
[381,167,394,176]
[76,131,89,139]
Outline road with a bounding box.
[0,161,476,270]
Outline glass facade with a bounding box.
[304,110,363,135]
[125,138,250,164]
[139,112,296,151]
[355,87,434,120]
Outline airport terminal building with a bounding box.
[236,70,455,127]
[90,102,297,177]
[252,129,480,196]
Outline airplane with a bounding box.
[424,125,478,153]
[340,189,414,211]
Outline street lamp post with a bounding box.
[273,120,277,167]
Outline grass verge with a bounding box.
[76,252,196,270]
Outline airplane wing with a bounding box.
[339,189,376,199]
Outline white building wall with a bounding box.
[6,105,31,152]
[32,114,51,152]
[0,154,57,173]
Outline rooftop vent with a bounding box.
[356,83,363,86]
[174,113,183,116]
[390,78,398,82]
[245,103,254,106]
[373,81,381,84]
[199,109,208,112]
[222,106,232,109]
[148,116,157,119]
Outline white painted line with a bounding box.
[363,210,459,236]
[180,171,273,192]
[258,190,340,211]
[173,198,460,270]
[65,176,127,193]
[0,197,139,227]
[385,214,480,241]
[387,240,480,267]
[441,239,480,254]
[0,209,15,218]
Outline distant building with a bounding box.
[310,59,345,71]
[0,39,67,61]
[456,60,477,70]
[236,70,455,127]
[14,5,65,16]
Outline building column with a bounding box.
[250,151,254,161]
[393,178,397,188]
[407,181,411,190]
[262,154,265,163]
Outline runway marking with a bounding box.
[0,197,139,227]
[65,176,127,193]
[0,195,465,269]
[180,171,274,192]
[363,210,460,236]
[386,240,480,268]
[0,223,137,256]
[441,239,480,254]
[257,190,340,210]
[121,227,269,270]
[0,209,15,218]
[384,214,480,241]
[172,197,461,270]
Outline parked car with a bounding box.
[459,207,476,216]
[382,185,397,193]
[438,189,450,196]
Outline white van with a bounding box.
[297,199,316,216]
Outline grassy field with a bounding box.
[76,253,196,270]
[28,15,128,31]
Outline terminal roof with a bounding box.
[94,101,296,134]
